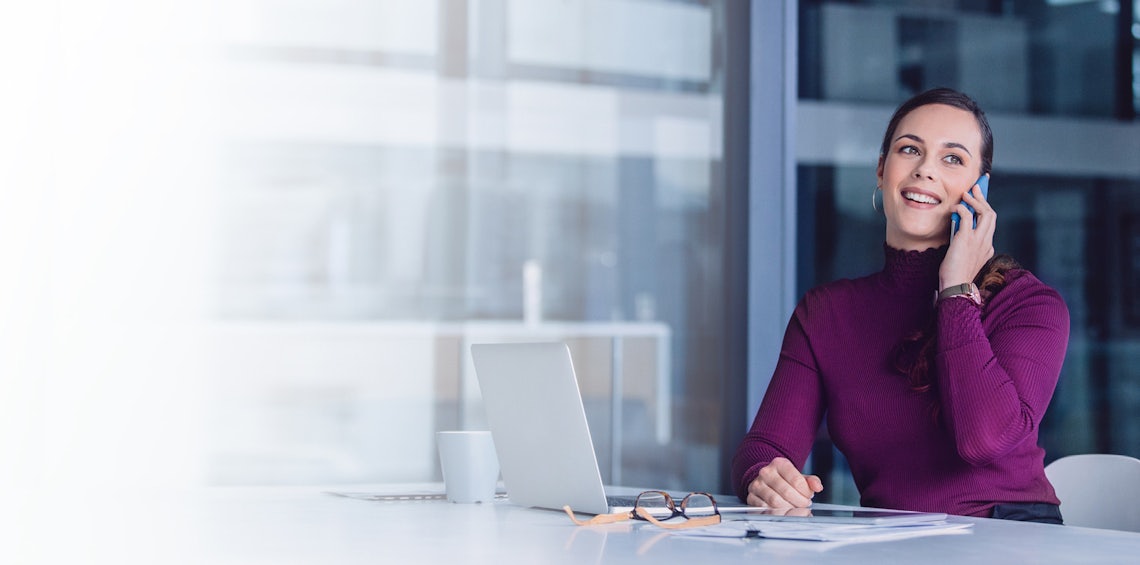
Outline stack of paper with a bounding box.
[671,519,973,544]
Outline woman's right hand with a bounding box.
[745,457,824,508]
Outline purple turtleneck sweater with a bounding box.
[732,245,1070,517]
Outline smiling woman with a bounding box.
[732,88,1070,525]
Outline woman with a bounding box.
[732,88,1068,524]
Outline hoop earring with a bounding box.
[872,187,881,212]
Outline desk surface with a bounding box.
[8,484,1140,564]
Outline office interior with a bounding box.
[2,0,1138,508]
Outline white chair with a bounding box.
[1044,453,1140,532]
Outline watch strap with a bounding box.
[937,282,982,305]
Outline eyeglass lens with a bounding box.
[634,491,676,519]
[680,493,717,518]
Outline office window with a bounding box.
[210,0,737,491]
[800,0,1135,118]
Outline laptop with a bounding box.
[470,341,749,515]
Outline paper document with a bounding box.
[670,519,973,544]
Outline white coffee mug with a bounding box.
[436,431,499,503]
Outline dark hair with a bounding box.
[882,89,1013,420]
[878,87,993,177]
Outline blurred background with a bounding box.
[0,0,1136,505]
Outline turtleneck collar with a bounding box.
[881,243,946,291]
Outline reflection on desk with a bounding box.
[7,484,1140,564]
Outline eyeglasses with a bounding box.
[563,491,721,530]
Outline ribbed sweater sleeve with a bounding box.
[934,272,1070,467]
[731,299,826,502]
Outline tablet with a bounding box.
[724,507,948,525]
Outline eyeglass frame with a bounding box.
[563,490,722,530]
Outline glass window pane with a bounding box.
[211,0,732,490]
[800,1,1124,118]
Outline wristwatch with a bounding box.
[937,282,983,306]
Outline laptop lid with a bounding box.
[470,342,615,515]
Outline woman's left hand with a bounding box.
[940,180,996,291]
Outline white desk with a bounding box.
[8,484,1140,564]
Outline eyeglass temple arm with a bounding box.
[563,506,631,526]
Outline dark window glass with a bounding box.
[799,0,1128,118]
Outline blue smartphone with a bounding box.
[951,175,989,234]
